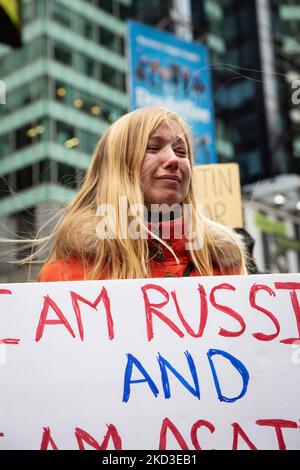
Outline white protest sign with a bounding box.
[0,273,300,450]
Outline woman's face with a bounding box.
[141,123,191,207]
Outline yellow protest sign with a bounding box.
[193,163,243,228]
[0,0,21,48]
[0,0,21,27]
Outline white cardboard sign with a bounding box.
[0,273,300,450]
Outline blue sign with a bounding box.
[127,21,217,164]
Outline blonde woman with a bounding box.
[39,107,247,282]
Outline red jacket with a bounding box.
[39,219,239,282]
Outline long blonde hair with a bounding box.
[32,107,247,279]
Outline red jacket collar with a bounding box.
[148,217,188,260]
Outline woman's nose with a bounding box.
[162,146,179,167]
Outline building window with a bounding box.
[95,0,114,14]
[55,81,74,106]
[58,163,78,189]
[15,120,49,151]
[79,129,99,155]
[98,26,119,52]
[0,176,10,199]
[14,84,32,108]
[39,159,54,183]
[52,1,72,27]
[32,76,49,101]
[22,0,48,21]
[37,118,50,142]
[15,124,33,151]
[31,36,48,61]
[56,121,76,146]
[120,36,125,55]
[0,133,11,159]
[36,0,48,18]
[14,44,31,69]
[0,52,13,76]
[16,166,33,192]
[22,1,36,24]
[102,63,124,90]
[54,43,72,66]
[76,90,99,116]
[119,2,130,21]
[77,53,97,78]
[101,104,123,123]
[77,17,94,40]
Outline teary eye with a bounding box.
[174,147,187,156]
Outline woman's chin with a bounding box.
[147,193,185,207]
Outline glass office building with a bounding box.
[279,0,300,169]
[0,0,131,279]
[192,0,298,184]
[190,0,236,166]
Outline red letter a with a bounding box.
[159,417,189,450]
[35,295,75,342]
[232,422,257,450]
[40,427,59,450]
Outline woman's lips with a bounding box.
[156,175,181,183]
